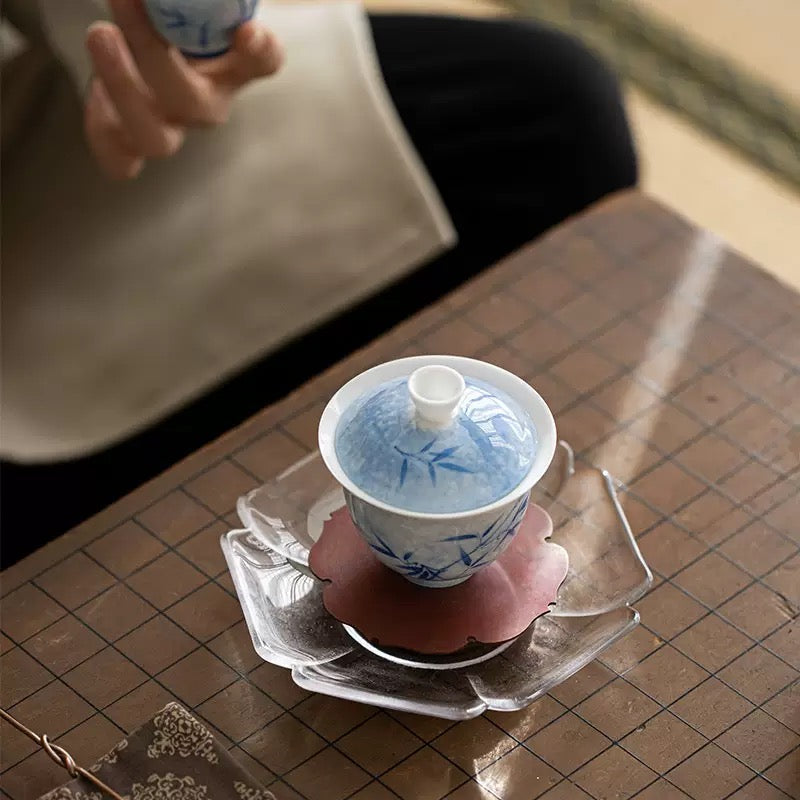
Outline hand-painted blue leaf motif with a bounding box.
[363,499,532,583]
[369,543,395,559]
[398,562,442,581]
[438,462,473,473]
[469,552,492,568]
[399,458,408,487]
[159,8,188,28]
[431,446,460,462]
[458,415,495,460]
[428,463,437,486]
[371,533,397,559]
[420,439,437,453]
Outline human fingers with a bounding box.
[86,21,185,158]
[106,0,220,124]
[84,77,145,179]
[196,21,283,88]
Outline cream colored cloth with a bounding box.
[1,1,456,462]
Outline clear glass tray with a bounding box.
[223,445,652,719]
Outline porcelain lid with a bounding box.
[333,365,537,513]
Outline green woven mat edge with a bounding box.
[505,0,800,190]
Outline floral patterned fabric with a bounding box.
[39,703,275,800]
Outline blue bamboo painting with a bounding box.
[394,439,474,488]
[359,494,529,583]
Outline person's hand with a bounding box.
[84,0,282,179]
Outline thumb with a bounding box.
[201,22,283,87]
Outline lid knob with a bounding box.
[408,365,465,428]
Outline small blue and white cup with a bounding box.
[143,0,259,58]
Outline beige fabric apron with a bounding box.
[1,1,456,463]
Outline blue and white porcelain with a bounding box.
[335,371,537,514]
[318,356,558,587]
[143,0,259,58]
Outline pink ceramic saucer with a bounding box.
[309,504,569,655]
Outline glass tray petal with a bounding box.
[223,531,352,669]
[224,445,652,719]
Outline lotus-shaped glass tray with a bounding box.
[222,443,652,720]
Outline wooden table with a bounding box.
[2,192,798,800]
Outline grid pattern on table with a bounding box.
[1,193,798,800]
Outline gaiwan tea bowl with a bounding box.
[143,0,259,58]
[318,356,557,588]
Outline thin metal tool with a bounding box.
[0,707,126,800]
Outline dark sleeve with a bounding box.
[3,0,49,45]
[1,2,59,159]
